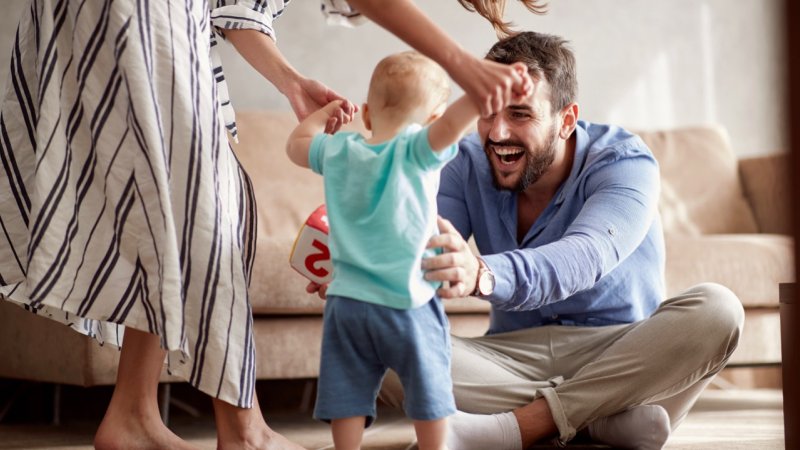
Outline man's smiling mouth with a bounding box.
[492,146,525,165]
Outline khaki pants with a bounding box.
[380,283,744,443]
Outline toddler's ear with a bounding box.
[425,102,447,125]
[361,103,372,131]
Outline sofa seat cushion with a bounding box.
[728,308,782,365]
[0,301,180,385]
[664,234,794,307]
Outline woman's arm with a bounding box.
[224,29,357,129]
[346,0,531,117]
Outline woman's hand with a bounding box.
[453,58,533,117]
[224,29,358,134]
[422,217,481,299]
[285,78,358,134]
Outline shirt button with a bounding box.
[551,314,558,320]
[608,227,616,236]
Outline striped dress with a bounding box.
[0,0,356,408]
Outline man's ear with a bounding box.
[361,103,371,131]
[559,103,579,139]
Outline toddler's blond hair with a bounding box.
[367,51,450,123]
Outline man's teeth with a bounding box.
[493,146,524,165]
[494,147,524,156]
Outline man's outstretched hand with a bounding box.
[423,217,480,299]
[306,281,328,300]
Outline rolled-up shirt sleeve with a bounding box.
[210,0,286,40]
[321,0,366,27]
[483,154,661,311]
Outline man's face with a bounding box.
[477,78,561,192]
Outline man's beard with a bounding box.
[485,124,559,192]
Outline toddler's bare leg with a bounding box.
[415,417,449,450]
[331,416,366,450]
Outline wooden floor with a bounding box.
[0,382,785,449]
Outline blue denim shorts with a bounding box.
[313,295,455,425]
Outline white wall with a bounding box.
[0,0,786,156]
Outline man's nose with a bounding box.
[487,116,511,142]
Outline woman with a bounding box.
[0,0,539,448]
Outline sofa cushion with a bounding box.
[636,126,758,236]
[664,234,794,307]
[739,154,792,235]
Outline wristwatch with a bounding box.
[472,257,496,297]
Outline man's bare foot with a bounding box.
[94,409,197,450]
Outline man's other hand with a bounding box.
[306,281,328,300]
[423,217,480,298]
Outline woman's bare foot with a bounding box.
[95,328,196,449]
[95,407,197,450]
[213,397,306,450]
[216,427,307,450]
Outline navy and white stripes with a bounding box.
[0,0,265,407]
[0,0,365,407]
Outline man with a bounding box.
[387,31,744,449]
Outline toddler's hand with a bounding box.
[287,78,358,133]
[322,100,354,135]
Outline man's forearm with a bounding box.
[481,235,607,311]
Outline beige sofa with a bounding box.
[0,111,792,388]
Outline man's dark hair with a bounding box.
[486,31,577,112]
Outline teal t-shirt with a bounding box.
[309,125,458,309]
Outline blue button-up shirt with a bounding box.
[438,121,665,334]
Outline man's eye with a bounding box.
[510,112,530,119]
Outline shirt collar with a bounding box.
[553,121,590,205]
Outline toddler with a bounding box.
[286,51,529,450]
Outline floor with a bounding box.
[0,381,785,449]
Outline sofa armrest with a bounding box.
[739,153,792,234]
